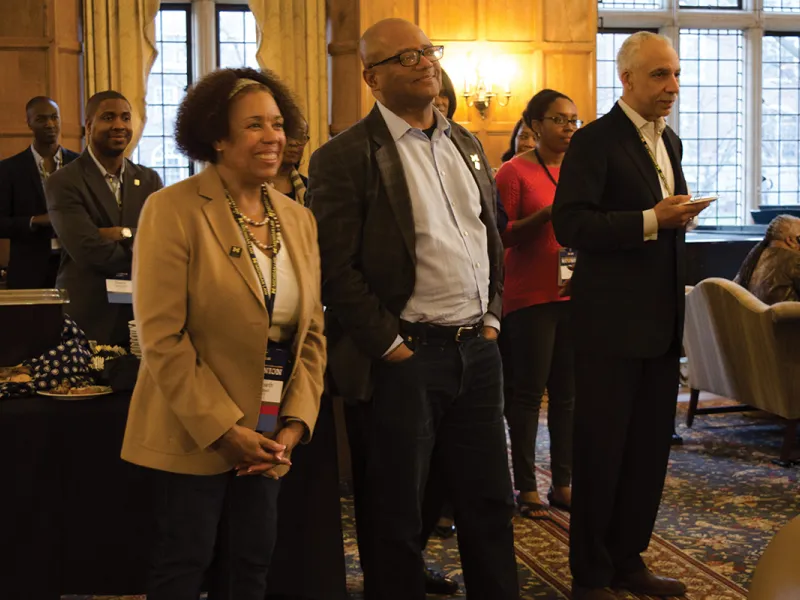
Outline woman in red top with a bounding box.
[496,89,581,519]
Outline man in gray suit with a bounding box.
[47,91,162,346]
[308,18,518,600]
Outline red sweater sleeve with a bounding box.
[495,162,521,246]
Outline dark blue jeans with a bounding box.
[357,334,519,600]
[147,468,281,600]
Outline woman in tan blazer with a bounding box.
[121,67,325,600]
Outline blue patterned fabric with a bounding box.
[0,316,94,400]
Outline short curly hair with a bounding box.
[175,67,305,164]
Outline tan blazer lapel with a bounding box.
[268,187,310,349]
[197,166,266,309]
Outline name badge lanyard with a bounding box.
[636,127,673,197]
[534,148,559,189]
[225,186,285,433]
[534,148,574,273]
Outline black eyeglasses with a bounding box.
[542,116,583,128]
[368,46,444,69]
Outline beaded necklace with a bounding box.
[225,184,282,317]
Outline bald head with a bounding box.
[359,18,425,68]
[359,18,442,114]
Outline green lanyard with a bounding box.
[225,185,281,319]
[636,126,673,197]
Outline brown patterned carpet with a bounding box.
[342,394,796,599]
[68,393,798,600]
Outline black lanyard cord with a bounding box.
[534,148,559,188]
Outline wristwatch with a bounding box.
[120,227,133,240]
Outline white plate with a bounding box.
[37,387,114,399]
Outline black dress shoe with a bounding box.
[424,566,460,595]
[432,522,457,539]
[671,432,684,445]
[571,585,618,599]
[613,567,687,597]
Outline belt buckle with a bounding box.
[454,325,471,343]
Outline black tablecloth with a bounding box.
[0,392,346,599]
[0,392,153,599]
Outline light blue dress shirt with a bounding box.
[376,102,499,355]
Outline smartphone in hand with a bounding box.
[683,195,719,205]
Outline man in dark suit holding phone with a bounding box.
[308,18,518,600]
[47,91,162,345]
[0,97,79,289]
[552,32,711,600]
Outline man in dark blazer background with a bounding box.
[0,97,79,289]
[308,18,519,600]
[552,32,711,600]
[47,90,162,346]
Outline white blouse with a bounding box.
[252,244,301,342]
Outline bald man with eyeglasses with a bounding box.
[308,17,519,600]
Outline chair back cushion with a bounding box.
[684,278,800,418]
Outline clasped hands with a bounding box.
[215,421,305,479]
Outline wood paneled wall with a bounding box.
[0,0,84,160]
[327,0,597,168]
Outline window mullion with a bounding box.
[598,10,673,28]
[745,27,763,215]
[193,0,217,80]
[761,15,800,30]
[676,11,758,27]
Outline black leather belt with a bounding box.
[399,320,483,344]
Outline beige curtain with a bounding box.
[83,0,161,154]
[248,0,329,163]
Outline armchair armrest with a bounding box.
[770,301,800,323]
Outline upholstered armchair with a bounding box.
[683,278,800,466]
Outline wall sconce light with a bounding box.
[458,55,515,120]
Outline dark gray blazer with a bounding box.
[46,151,163,345]
[552,102,688,358]
[308,104,504,401]
[0,146,79,288]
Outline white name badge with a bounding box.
[261,375,284,406]
[106,279,133,294]
[51,238,61,251]
[106,279,133,304]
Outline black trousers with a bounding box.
[569,349,680,588]
[503,302,574,493]
[266,393,347,600]
[346,334,519,600]
[147,468,281,600]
